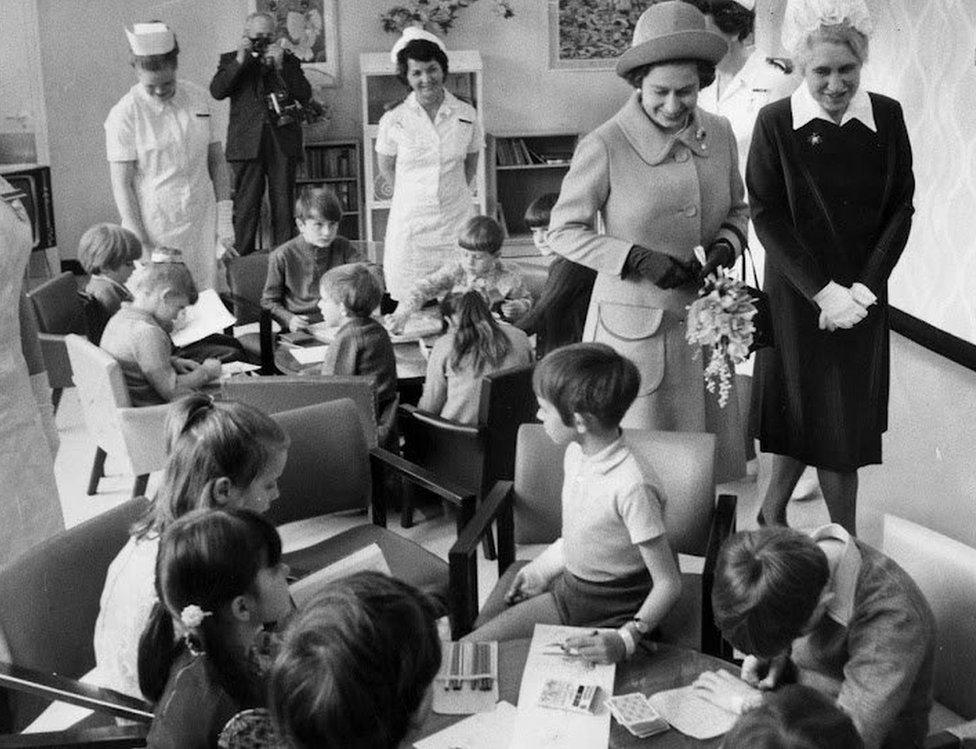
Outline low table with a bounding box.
[419,640,737,748]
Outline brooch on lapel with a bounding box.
[695,127,707,151]
[808,132,822,146]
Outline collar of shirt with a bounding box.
[618,91,711,166]
[93,275,134,301]
[120,301,164,328]
[461,258,505,287]
[809,522,862,626]
[791,85,876,132]
[575,434,630,476]
[404,89,460,125]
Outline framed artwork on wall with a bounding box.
[250,0,339,88]
[548,0,655,70]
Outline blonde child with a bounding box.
[464,343,682,663]
[100,259,221,405]
[92,394,289,700]
[318,263,398,447]
[77,222,142,343]
[418,290,533,425]
[269,572,442,748]
[387,215,531,334]
[138,508,292,747]
[261,185,364,332]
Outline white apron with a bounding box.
[105,80,218,290]
[0,177,64,567]
[376,91,481,300]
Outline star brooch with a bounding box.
[808,132,822,146]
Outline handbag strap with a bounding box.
[738,243,761,288]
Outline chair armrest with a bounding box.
[0,662,153,724]
[115,404,170,476]
[701,492,737,660]
[37,333,73,390]
[367,447,476,532]
[223,292,280,375]
[925,733,961,749]
[399,404,483,439]
[447,480,514,638]
[0,724,150,747]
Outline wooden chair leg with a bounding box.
[87,448,107,496]
[481,528,497,561]
[400,482,415,528]
[132,474,149,498]
[51,387,63,413]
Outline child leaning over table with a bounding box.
[261,185,364,332]
[100,259,221,406]
[319,262,398,450]
[462,343,682,663]
[386,215,531,334]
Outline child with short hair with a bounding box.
[77,222,143,342]
[318,262,398,447]
[93,393,289,700]
[514,193,597,357]
[464,343,682,664]
[269,572,442,748]
[694,526,935,749]
[100,259,222,405]
[261,185,364,332]
[387,215,531,333]
[418,290,534,425]
[138,508,292,747]
[721,684,864,749]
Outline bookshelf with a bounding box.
[490,133,578,241]
[359,50,488,254]
[296,139,364,240]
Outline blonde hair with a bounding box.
[78,223,142,275]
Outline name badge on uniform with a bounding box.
[458,118,472,125]
[194,112,210,118]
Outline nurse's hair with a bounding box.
[457,215,504,256]
[78,223,142,275]
[792,23,869,68]
[679,0,755,42]
[129,257,198,305]
[294,185,343,223]
[395,39,450,86]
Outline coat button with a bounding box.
[684,205,698,217]
[674,150,690,163]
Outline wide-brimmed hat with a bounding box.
[616,1,728,79]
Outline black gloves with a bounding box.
[699,239,736,281]
[624,245,701,289]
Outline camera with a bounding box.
[266,91,305,127]
[249,36,272,56]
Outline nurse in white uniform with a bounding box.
[105,22,234,291]
[375,28,483,302]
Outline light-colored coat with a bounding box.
[548,91,748,481]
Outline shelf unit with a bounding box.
[489,133,577,239]
[296,139,364,240]
[359,50,488,254]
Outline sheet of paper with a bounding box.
[221,361,261,376]
[510,624,614,749]
[288,345,329,365]
[647,686,737,740]
[233,320,281,337]
[414,701,517,749]
[288,543,390,608]
[170,288,237,347]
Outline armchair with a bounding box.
[25,272,88,410]
[64,335,168,498]
[448,424,737,654]
[222,252,277,374]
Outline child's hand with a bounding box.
[500,300,521,320]
[289,315,310,333]
[201,358,223,380]
[385,313,407,335]
[692,669,763,714]
[504,565,548,605]
[741,653,790,690]
[564,630,627,664]
[172,357,199,374]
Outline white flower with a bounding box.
[180,604,212,629]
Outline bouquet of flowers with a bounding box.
[685,247,758,408]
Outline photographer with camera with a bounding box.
[210,12,311,256]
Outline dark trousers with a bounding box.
[230,125,298,255]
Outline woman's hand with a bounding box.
[624,245,700,289]
[692,669,763,714]
[699,240,736,281]
[504,565,548,605]
[814,281,868,330]
[564,630,628,664]
[741,653,791,690]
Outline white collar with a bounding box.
[791,84,876,132]
[405,89,458,121]
[808,523,861,626]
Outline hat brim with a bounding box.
[616,30,727,78]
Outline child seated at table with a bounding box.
[463,343,682,664]
[417,290,533,425]
[319,262,398,448]
[139,508,292,747]
[269,572,441,748]
[721,684,864,749]
[100,258,222,405]
[514,193,596,357]
[694,526,935,749]
[262,185,364,333]
[77,222,142,343]
[386,215,531,333]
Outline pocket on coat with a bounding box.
[592,302,666,396]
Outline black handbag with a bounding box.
[739,246,774,353]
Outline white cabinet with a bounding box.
[359,50,488,253]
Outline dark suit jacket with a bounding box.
[210,50,311,161]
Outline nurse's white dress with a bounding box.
[105,79,219,290]
[376,90,482,301]
[0,177,64,568]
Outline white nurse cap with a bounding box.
[389,26,447,63]
[125,22,176,56]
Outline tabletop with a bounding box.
[419,640,736,748]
